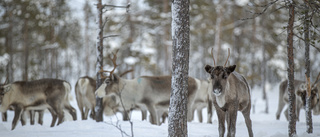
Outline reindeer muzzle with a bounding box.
[213,89,222,96]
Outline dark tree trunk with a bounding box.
[95,0,104,122]
[304,1,312,133]
[287,1,296,137]
[168,0,190,136]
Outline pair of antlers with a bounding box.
[210,48,230,67]
[99,50,119,79]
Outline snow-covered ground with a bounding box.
[1,83,320,137]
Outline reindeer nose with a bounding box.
[213,89,222,95]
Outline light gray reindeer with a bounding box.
[95,51,199,125]
[204,48,253,137]
[0,78,77,130]
[75,76,96,120]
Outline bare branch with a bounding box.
[103,35,119,39]
[294,34,320,52]
[241,0,280,20]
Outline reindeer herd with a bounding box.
[1,49,320,137]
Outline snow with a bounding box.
[1,83,320,137]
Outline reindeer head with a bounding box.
[95,50,121,98]
[0,77,10,104]
[297,73,320,109]
[296,84,319,109]
[205,48,235,96]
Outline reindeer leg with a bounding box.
[2,112,7,122]
[48,108,57,127]
[12,105,23,130]
[20,110,27,126]
[227,108,238,137]
[242,109,253,137]
[197,109,203,123]
[29,110,35,125]
[284,107,289,121]
[65,105,77,121]
[84,107,89,120]
[276,86,286,120]
[215,104,226,137]
[146,104,158,125]
[141,109,147,121]
[207,99,213,124]
[90,107,96,120]
[38,110,44,125]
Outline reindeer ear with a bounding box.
[226,65,236,74]
[205,65,214,73]
[3,84,11,93]
[112,74,119,82]
[296,90,304,97]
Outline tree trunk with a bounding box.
[287,1,296,136]
[84,0,91,76]
[95,0,104,122]
[304,1,312,133]
[262,43,268,114]
[168,0,189,136]
[23,18,29,81]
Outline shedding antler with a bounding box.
[312,72,320,88]
[210,48,216,67]
[98,50,119,79]
[224,48,230,67]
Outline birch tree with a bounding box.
[303,1,312,133]
[95,0,129,122]
[168,0,189,136]
[95,0,104,122]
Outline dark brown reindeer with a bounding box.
[0,78,77,130]
[205,48,253,137]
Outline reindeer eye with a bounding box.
[211,75,215,79]
[222,73,227,79]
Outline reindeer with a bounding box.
[191,79,214,123]
[95,51,199,125]
[0,78,77,130]
[276,72,320,121]
[204,48,253,137]
[75,76,96,120]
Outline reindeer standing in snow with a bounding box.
[205,48,253,137]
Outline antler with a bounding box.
[107,50,119,77]
[98,50,119,79]
[224,48,230,67]
[312,71,320,88]
[210,48,216,67]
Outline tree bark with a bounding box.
[304,1,312,133]
[168,0,189,136]
[95,0,104,122]
[287,1,296,136]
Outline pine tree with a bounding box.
[303,1,312,133]
[287,0,296,136]
[168,0,190,136]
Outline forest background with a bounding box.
[0,0,320,101]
